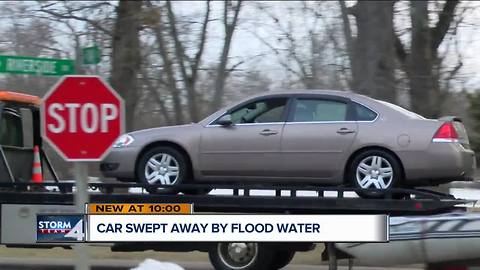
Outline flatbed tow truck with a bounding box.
[0,90,474,270]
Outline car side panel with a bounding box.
[280,122,358,183]
[393,119,475,183]
[198,123,285,180]
[398,143,475,183]
[114,124,204,181]
[341,120,402,181]
[349,117,474,184]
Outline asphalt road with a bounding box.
[0,257,422,270]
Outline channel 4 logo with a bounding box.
[37,215,84,242]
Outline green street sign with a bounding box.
[0,55,75,76]
[82,45,101,65]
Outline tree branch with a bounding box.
[431,0,459,50]
[212,0,242,110]
[166,1,189,83]
[394,34,408,65]
[338,0,354,59]
[140,67,172,125]
[38,8,112,36]
[191,0,210,83]
[145,0,184,123]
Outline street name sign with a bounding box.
[0,55,75,76]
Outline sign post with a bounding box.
[73,162,89,270]
[41,76,124,270]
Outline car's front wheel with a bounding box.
[136,146,188,194]
[349,149,402,198]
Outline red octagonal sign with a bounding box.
[41,76,124,161]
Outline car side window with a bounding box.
[227,98,288,124]
[355,103,377,121]
[292,99,347,122]
[0,111,23,147]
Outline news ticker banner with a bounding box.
[37,203,388,243]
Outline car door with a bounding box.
[199,96,290,181]
[280,95,358,183]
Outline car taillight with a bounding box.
[432,122,459,143]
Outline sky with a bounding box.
[2,1,480,92]
[173,1,480,91]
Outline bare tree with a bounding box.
[110,0,142,131]
[395,0,459,118]
[165,0,210,122]
[38,1,142,130]
[0,3,61,96]
[211,0,242,110]
[144,1,243,123]
[340,0,397,102]
[252,2,350,90]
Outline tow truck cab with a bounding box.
[0,91,51,183]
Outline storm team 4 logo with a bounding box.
[37,215,84,242]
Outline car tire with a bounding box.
[208,243,274,270]
[136,146,188,194]
[348,149,403,198]
[270,250,295,269]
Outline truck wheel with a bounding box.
[270,250,295,269]
[209,243,274,270]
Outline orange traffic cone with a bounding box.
[32,146,43,183]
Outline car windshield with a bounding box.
[378,100,426,119]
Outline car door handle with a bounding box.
[337,128,356,134]
[259,129,278,136]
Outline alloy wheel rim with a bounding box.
[144,153,180,186]
[356,156,393,189]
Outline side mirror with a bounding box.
[217,114,233,126]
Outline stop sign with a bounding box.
[41,76,124,161]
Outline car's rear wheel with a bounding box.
[208,242,274,270]
[270,250,295,269]
[136,146,188,194]
[348,149,402,198]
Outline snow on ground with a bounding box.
[131,259,185,270]
[128,187,359,198]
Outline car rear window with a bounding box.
[292,99,348,122]
[354,103,377,121]
[378,100,425,119]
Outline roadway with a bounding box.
[0,257,422,270]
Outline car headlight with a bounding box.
[113,134,135,148]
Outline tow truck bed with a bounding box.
[0,182,470,215]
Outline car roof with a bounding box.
[0,91,41,106]
[249,89,366,99]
